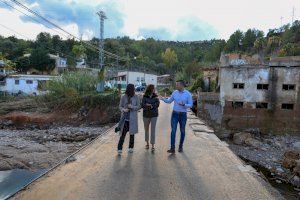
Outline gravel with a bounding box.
[0,125,111,171]
[227,134,300,188]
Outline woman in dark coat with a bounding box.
[141,84,160,151]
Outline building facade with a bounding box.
[49,54,68,74]
[219,57,300,134]
[109,71,158,89]
[0,74,56,95]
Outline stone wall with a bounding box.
[197,92,223,129]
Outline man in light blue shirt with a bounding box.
[162,80,193,153]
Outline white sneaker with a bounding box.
[117,150,122,155]
[128,148,134,153]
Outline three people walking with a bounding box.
[117,80,192,155]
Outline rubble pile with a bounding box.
[224,131,300,189]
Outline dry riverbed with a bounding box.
[0,124,112,171]
[222,132,300,194]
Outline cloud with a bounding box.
[138,16,219,41]
[3,0,298,41]
[2,0,125,39]
[138,28,172,41]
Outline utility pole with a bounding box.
[292,6,295,25]
[96,10,107,92]
[97,11,106,70]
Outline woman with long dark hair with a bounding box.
[141,84,160,152]
[117,84,140,155]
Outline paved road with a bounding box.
[13,103,282,200]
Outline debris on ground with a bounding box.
[0,125,111,171]
[224,132,300,189]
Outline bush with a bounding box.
[210,80,217,92]
[189,73,204,92]
[38,71,100,108]
[85,92,120,108]
[47,71,98,97]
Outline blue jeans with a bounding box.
[170,111,187,150]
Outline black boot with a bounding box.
[167,149,175,154]
[178,147,183,153]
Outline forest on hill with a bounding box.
[0,20,299,77]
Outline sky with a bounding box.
[0,0,299,41]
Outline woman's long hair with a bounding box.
[125,84,135,97]
[144,84,155,96]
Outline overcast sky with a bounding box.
[0,0,299,41]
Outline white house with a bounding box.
[109,71,158,89]
[49,54,67,73]
[0,74,57,95]
[76,58,87,69]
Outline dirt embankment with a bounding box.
[0,125,112,171]
[0,94,120,171]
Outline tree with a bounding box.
[267,36,282,53]
[72,44,86,59]
[282,20,300,44]
[224,30,243,53]
[254,37,267,52]
[183,60,200,83]
[204,40,226,62]
[30,48,55,73]
[279,43,300,57]
[161,48,178,71]
[242,29,264,52]
[0,39,17,60]
[16,56,31,72]
[35,32,52,49]
[52,35,66,54]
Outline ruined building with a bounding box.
[198,56,300,135]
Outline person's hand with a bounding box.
[127,104,133,109]
[178,102,185,106]
[123,108,129,112]
[146,103,153,109]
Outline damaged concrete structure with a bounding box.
[198,56,300,135]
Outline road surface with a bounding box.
[13,103,282,200]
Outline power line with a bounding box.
[0,0,71,40]
[0,23,104,67]
[9,0,128,62]
[1,0,127,62]
[0,23,127,69]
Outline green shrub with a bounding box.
[36,71,100,108]
[210,80,217,92]
[47,71,98,98]
[189,73,204,92]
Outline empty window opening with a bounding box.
[257,84,269,90]
[256,102,268,109]
[281,103,294,110]
[232,101,244,109]
[282,84,295,91]
[26,80,33,84]
[233,83,244,89]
